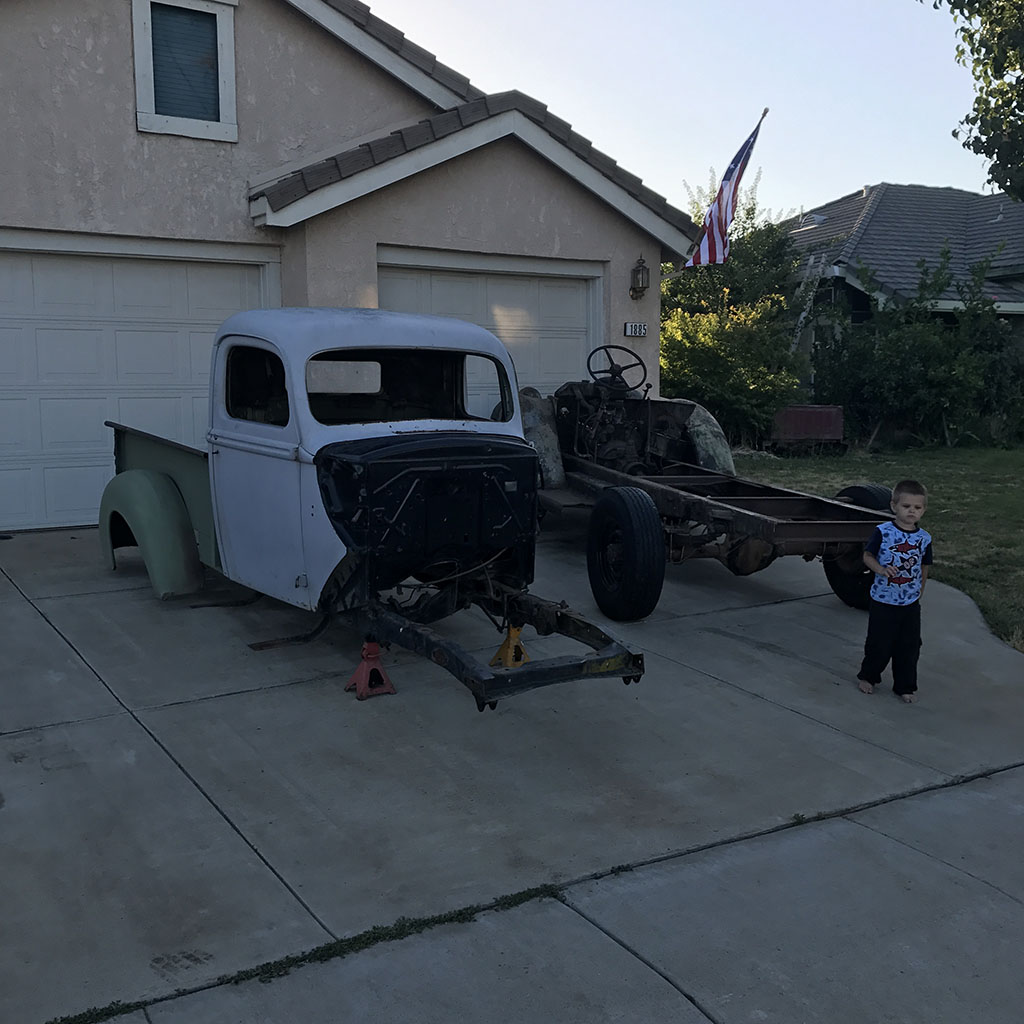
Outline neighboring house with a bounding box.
[0,0,697,530]
[788,182,1024,340]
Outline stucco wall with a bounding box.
[299,138,664,375]
[0,0,434,242]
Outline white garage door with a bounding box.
[377,267,592,396]
[0,251,265,530]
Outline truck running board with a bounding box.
[351,595,645,711]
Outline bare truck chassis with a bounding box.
[528,345,890,621]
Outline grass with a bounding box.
[733,446,1024,653]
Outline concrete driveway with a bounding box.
[2,520,1023,1023]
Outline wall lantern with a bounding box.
[629,256,650,300]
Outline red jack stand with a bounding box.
[345,641,397,700]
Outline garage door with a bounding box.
[377,267,592,396]
[0,251,265,530]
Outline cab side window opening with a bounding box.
[306,348,513,425]
[226,346,289,426]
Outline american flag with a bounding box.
[685,110,767,267]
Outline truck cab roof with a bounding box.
[211,307,525,452]
[214,307,514,363]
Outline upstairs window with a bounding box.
[132,0,238,142]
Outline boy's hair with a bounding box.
[892,479,927,501]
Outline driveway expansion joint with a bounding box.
[558,897,723,1024]
[39,761,1024,1024]
[846,801,1024,909]
[6,572,341,950]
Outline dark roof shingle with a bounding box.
[790,184,1024,303]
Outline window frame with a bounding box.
[132,0,239,143]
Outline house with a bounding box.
[788,182,1024,335]
[0,0,697,530]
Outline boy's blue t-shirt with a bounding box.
[865,521,933,605]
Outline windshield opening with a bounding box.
[306,347,514,425]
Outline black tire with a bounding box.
[834,483,893,512]
[823,546,873,610]
[823,482,893,609]
[586,487,665,621]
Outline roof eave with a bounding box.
[249,110,697,258]
[281,0,477,108]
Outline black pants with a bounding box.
[858,599,922,695]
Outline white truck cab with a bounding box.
[207,308,527,610]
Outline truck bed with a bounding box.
[106,422,218,568]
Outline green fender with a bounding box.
[99,470,204,599]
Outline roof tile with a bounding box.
[458,98,490,127]
[335,144,375,177]
[564,130,594,159]
[367,133,407,163]
[428,109,463,139]
[485,92,519,116]
[363,14,404,51]
[541,113,572,143]
[399,120,435,150]
[397,39,436,74]
[611,167,643,197]
[322,0,370,27]
[263,176,310,213]
[509,92,547,123]
[432,64,475,99]
[302,158,342,191]
[586,150,618,177]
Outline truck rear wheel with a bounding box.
[587,486,665,621]
[823,483,893,609]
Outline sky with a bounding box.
[362,0,994,220]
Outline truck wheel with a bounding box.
[823,545,873,610]
[823,483,893,610]
[587,486,665,621]
[834,483,893,511]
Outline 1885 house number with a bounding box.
[623,322,647,337]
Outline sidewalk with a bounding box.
[2,524,1022,1023]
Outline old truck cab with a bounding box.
[207,307,533,611]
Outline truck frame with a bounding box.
[523,345,891,620]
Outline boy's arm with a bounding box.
[920,540,933,596]
[864,550,899,578]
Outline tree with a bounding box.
[811,249,1024,445]
[660,177,808,446]
[929,0,1024,200]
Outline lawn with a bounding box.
[732,447,1024,653]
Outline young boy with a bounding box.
[857,480,933,703]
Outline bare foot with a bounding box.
[899,693,917,704]
[858,680,874,694]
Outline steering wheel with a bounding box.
[586,345,648,392]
